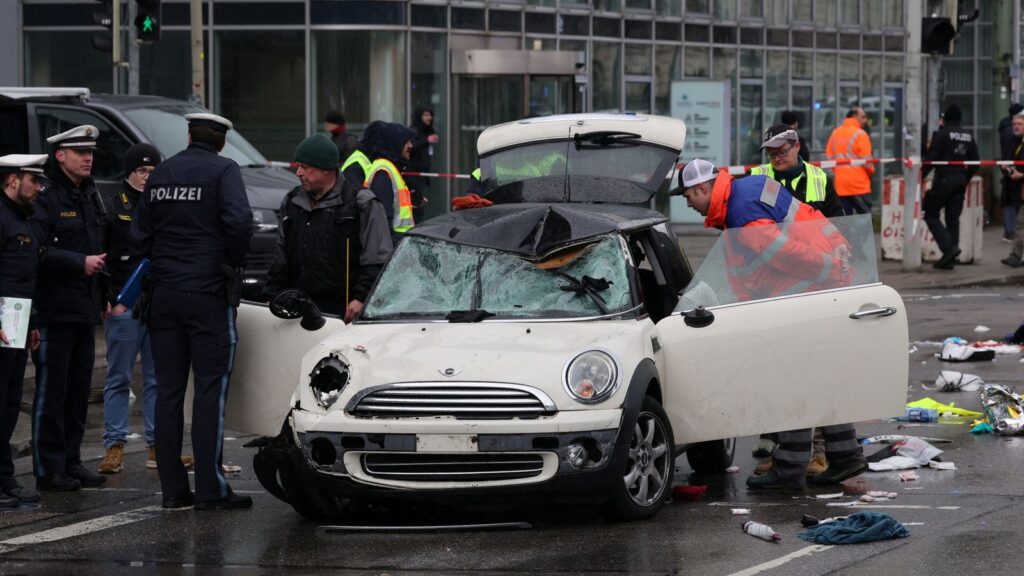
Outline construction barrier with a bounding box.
[880,175,984,263]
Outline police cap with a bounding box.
[46,125,99,150]
[0,154,48,175]
[185,113,233,133]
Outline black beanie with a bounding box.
[943,104,962,124]
[324,110,345,125]
[1010,103,1024,116]
[124,143,161,173]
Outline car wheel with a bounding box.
[605,396,675,521]
[685,438,736,474]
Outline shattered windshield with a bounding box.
[362,234,634,320]
[676,215,878,311]
[479,140,678,204]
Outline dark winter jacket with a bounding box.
[408,106,436,174]
[102,180,144,306]
[922,122,980,181]
[362,122,415,224]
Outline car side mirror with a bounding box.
[683,306,715,328]
[269,289,327,331]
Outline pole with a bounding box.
[902,0,924,270]
[994,0,1014,154]
[127,0,139,95]
[112,0,121,94]
[190,0,204,106]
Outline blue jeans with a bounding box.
[102,311,157,449]
[1004,205,1019,238]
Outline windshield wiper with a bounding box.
[574,131,642,150]
[557,272,611,315]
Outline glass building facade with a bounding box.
[11,1,1016,218]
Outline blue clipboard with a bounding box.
[116,258,150,308]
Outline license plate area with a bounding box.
[415,434,478,452]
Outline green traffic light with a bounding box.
[143,16,154,33]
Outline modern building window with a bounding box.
[815,1,837,27]
[864,0,883,31]
[685,46,710,77]
[764,0,788,24]
[740,1,764,19]
[839,53,859,82]
[686,0,709,14]
[712,47,736,81]
[793,0,812,21]
[410,31,448,221]
[592,41,622,111]
[713,0,736,21]
[655,0,682,17]
[24,31,113,93]
[765,50,789,124]
[739,49,762,78]
[838,0,859,26]
[139,32,194,102]
[813,52,837,151]
[654,44,681,114]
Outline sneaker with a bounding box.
[745,470,805,491]
[806,454,829,476]
[751,438,776,458]
[98,443,126,474]
[1001,256,1022,268]
[36,474,81,492]
[808,459,868,485]
[0,493,18,508]
[194,491,253,511]
[3,484,41,503]
[753,457,773,476]
[1002,235,1015,244]
[147,447,195,470]
[67,463,106,488]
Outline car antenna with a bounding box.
[563,125,572,202]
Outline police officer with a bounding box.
[0,154,48,507]
[923,104,979,270]
[262,134,392,323]
[31,126,109,492]
[131,113,254,510]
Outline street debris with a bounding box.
[869,456,920,471]
[937,340,995,362]
[899,471,919,482]
[798,512,910,544]
[980,384,1024,435]
[925,371,982,392]
[725,465,740,473]
[906,398,984,419]
[974,325,990,333]
[731,508,751,515]
[673,484,708,501]
[742,520,781,542]
[815,492,845,500]
[970,421,994,434]
[861,434,953,445]
[801,515,846,527]
[866,491,898,499]
[928,461,957,470]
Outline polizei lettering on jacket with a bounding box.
[150,186,204,202]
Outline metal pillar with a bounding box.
[190,0,205,106]
[903,0,925,270]
[127,0,139,95]
[993,0,1015,151]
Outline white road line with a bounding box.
[724,545,834,576]
[0,505,183,554]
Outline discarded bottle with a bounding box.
[897,408,938,422]
[742,520,781,542]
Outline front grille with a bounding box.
[362,453,545,482]
[346,383,558,419]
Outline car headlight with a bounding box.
[252,208,278,233]
[563,350,619,404]
[309,355,349,409]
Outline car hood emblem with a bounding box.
[439,367,463,377]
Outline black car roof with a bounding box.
[88,94,193,110]
[408,203,667,260]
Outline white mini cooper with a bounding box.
[231,114,908,521]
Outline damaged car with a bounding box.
[229,113,909,521]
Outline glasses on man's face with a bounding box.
[766,144,794,159]
[133,167,155,177]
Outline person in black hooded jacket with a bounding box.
[407,106,438,223]
[922,103,979,270]
[361,121,416,242]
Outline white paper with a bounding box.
[868,455,921,471]
[0,297,31,349]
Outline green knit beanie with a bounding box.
[294,134,339,170]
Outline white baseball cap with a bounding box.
[679,159,718,189]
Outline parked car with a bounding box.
[229,113,909,521]
[0,87,297,298]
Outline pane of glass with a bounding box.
[23,31,113,93]
[216,30,305,161]
[528,0,557,5]
[814,53,837,152]
[977,24,993,58]
[655,45,682,114]
[626,0,652,9]
[686,0,709,13]
[942,60,973,92]
[953,25,974,57]
[864,0,882,31]
[838,0,858,25]
[882,87,903,183]
[410,32,448,222]
[313,30,406,133]
[765,0,789,24]
[714,0,737,20]
[861,55,882,168]
[792,51,812,79]
[884,0,903,27]
[840,85,860,110]
[792,84,814,150]
[685,46,711,77]
[712,47,736,81]
[527,37,558,50]
[739,49,763,78]
[139,31,193,101]
[815,1,837,27]
[625,43,653,75]
[593,42,623,112]
[839,53,859,81]
[456,76,524,181]
[626,82,652,112]
[765,51,789,123]
[596,0,623,11]
[656,0,682,17]
[793,0,812,20]
[34,106,133,180]
[739,83,763,165]
[883,55,902,83]
[530,77,562,116]
[740,1,764,18]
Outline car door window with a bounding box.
[35,106,133,181]
[676,214,877,311]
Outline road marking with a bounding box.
[825,503,960,510]
[0,505,184,554]
[724,545,834,576]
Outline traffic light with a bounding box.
[921,17,957,55]
[91,0,114,53]
[135,0,161,43]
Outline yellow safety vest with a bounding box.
[748,162,828,203]
[341,150,371,178]
[364,158,414,233]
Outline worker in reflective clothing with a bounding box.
[673,159,867,490]
[341,146,372,191]
[131,113,254,511]
[826,107,875,215]
[0,154,47,507]
[749,124,842,218]
[31,126,109,492]
[361,121,416,239]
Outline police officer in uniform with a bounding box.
[262,134,392,323]
[0,154,48,507]
[923,104,979,270]
[31,126,109,492]
[131,113,254,510]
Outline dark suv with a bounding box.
[0,87,297,298]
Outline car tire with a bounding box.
[605,395,675,521]
[685,438,736,474]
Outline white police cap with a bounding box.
[184,113,233,132]
[46,125,99,149]
[680,158,718,188]
[0,154,48,175]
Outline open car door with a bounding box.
[654,215,908,444]
[224,301,345,436]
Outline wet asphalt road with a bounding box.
[2,287,1023,575]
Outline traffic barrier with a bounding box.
[880,176,984,263]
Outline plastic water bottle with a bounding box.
[900,408,938,422]
[742,520,781,542]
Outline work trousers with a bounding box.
[149,286,237,502]
[839,195,871,216]
[923,175,968,254]
[1012,203,1024,261]
[31,322,95,478]
[0,348,28,489]
[771,424,864,482]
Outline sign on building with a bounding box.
[670,80,731,224]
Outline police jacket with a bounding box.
[0,193,43,331]
[31,166,106,325]
[262,176,392,313]
[748,162,842,218]
[923,122,980,181]
[102,180,144,305]
[131,142,253,295]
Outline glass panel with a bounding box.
[714,0,737,20]
[139,31,193,101]
[793,0,812,20]
[625,44,653,75]
[814,53,837,152]
[123,105,267,167]
[686,0,710,13]
[884,0,903,27]
[24,31,113,93]
[953,25,974,57]
[530,77,570,116]
[861,55,882,172]
[34,106,133,180]
[216,31,305,162]
[839,53,859,81]
[765,50,789,124]
[626,82,652,112]
[864,0,882,31]
[528,0,557,5]
[883,55,902,83]
[739,49,762,78]
[792,84,814,151]
[596,0,623,11]
[313,30,406,134]
[840,85,860,110]
[977,24,993,58]
[765,0,788,24]
[593,42,623,112]
[456,76,524,186]
[528,37,558,50]
[838,0,859,25]
[712,47,737,81]
[882,86,903,184]
[410,32,448,222]
[655,45,682,114]
[740,1,764,18]
[943,60,973,92]
[656,0,682,17]
[685,46,711,77]
[792,51,812,79]
[739,83,763,165]
[815,1,837,27]
[626,0,652,9]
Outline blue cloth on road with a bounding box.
[798,511,910,544]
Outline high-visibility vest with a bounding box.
[748,162,828,204]
[471,168,481,181]
[825,118,873,196]
[364,158,414,233]
[342,150,371,178]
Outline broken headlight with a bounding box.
[309,355,349,409]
